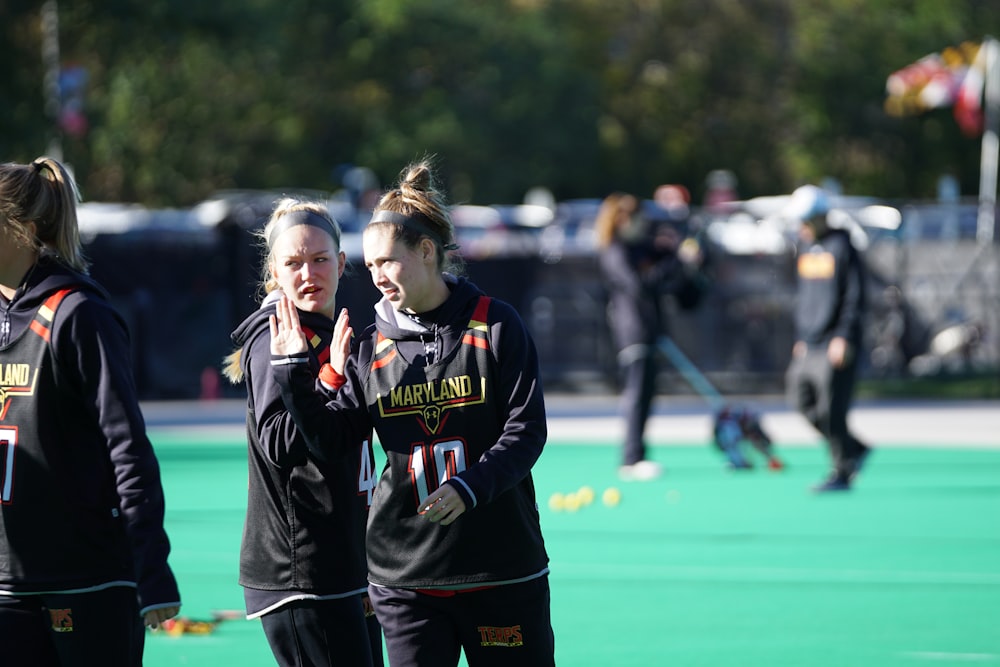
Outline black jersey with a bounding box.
[274,276,550,590]
[794,228,865,347]
[0,288,133,587]
[599,223,700,350]
[231,294,373,613]
[362,295,547,587]
[0,259,179,613]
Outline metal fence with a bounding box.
[79,197,1000,400]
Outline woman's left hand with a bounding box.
[330,308,353,375]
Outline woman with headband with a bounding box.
[0,156,180,666]
[269,160,555,666]
[224,199,383,666]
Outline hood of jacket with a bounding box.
[230,290,337,354]
[372,274,485,342]
[0,255,106,346]
[370,274,486,367]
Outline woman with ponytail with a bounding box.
[0,157,180,666]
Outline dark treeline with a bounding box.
[2,0,998,207]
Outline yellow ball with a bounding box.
[577,486,595,506]
[548,492,565,511]
[563,492,581,512]
[602,487,622,507]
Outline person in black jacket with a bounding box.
[595,192,703,481]
[269,160,554,667]
[0,156,180,667]
[223,199,382,666]
[784,185,871,492]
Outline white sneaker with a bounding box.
[618,460,663,481]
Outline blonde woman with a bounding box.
[595,192,702,481]
[224,199,382,666]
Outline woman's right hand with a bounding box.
[269,294,308,356]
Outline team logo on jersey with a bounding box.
[376,375,487,435]
[49,608,74,632]
[421,404,443,433]
[478,624,523,647]
[0,364,38,421]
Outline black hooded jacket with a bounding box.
[794,227,866,347]
[599,220,701,351]
[0,256,180,615]
[230,293,371,615]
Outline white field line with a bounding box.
[900,652,999,662]
[551,562,1000,586]
[547,407,1000,448]
[145,402,1000,449]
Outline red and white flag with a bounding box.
[885,41,986,137]
[953,44,987,136]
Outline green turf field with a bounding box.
[144,430,1000,666]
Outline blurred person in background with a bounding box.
[653,183,691,222]
[703,169,739,214]
[0,156,180,666]
[269,159,555,667]
[595,192,704,481]
[223,199,383,666]
[784,185,871,493]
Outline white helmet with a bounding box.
[783,184,830,221]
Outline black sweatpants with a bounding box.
[260,595,383,667]
[369,577,555,667]
[619,344,657,466]
[786,346,867,476]
[0,586,143,667]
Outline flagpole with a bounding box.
[41,0,63,162]
[977,36,999,244]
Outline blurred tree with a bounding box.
[1,0,998,205]
[59,0,359,204]
[784,0,992,198]
[578,0,798,201]
[0,3,53,162]
[341,0,601,203]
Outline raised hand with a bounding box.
[269,294,308,356]
[330,307,353,375]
